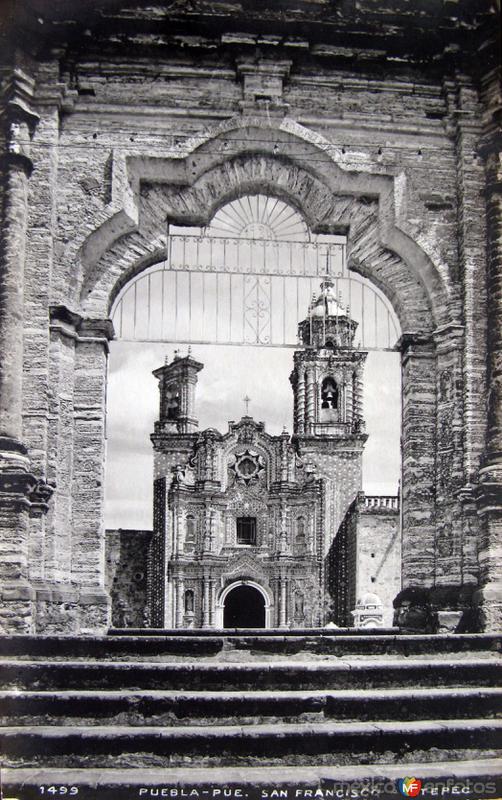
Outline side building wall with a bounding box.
[354,498,401,628]
[327,494,400,628]
[105,529,152,628]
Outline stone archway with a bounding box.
[73,123,463,612]
[2,117,482,633]
[218,580,271,629]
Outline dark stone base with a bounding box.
[393,585,480,633]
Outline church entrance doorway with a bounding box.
[223,584,266,629]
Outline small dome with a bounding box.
[356,592,383,608]
[310,278,345,318]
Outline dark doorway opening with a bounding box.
[223,584,266,628]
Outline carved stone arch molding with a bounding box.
[76,118,455,335]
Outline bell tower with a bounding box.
[153,349,203,434]
[290,279,368,545]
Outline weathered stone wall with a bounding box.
[0,0,499,631]
[105,529,151,628]
[355,502,401,628]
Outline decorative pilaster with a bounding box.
[176,577,184,627]
[203,574,210,628]
[433,323,467,587]
[399,333,436,590]
[475,65,502,629]
[71,317,114,632]
[209,579,216,627]
[279,577,287,627]
[0,66,40,632]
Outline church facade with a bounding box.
[144,280,400,629]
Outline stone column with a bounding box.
[203,574,210,628]
[433,324,467,587]
[44,307,81,588]
[71,317,114,632]
[279,577,287,627]
[209,579,216,627]
[476,89,502,629]
[175,507,183,556]
[297,370,305,434]
[400,334,436,590]
[180,382,189,420]
[306,367,315,433]
[176,577,184,628]
[0,69,40,632]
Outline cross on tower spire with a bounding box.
[243,395,251,415]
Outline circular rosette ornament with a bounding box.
[230,450,265,485]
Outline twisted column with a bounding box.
[296,370,305,434]
[306,367,315,433]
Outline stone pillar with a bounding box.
[296,371,305,434]
[209,579,216,627]
[279,577,287,627]
[203,574,210,628]
[475,91,502,629]
[174,507,182,556]
[306,368,315,433]
[457,486,479,587]
[176,577,184,628]
[400,334,436,590]
[0,69,40,632]
[43,307,81,589]
[71,317,114,632]
[150,476,167,628]
[433,324,466,587]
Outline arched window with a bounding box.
[184,589,194,613]
[186,515,196,543]
[321,377,338,409]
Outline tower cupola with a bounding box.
[298,278,358,350]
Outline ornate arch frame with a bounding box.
[216,579,273,629]
[77,119,454,332]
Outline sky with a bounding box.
[105,342,401,530]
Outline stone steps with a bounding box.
[2,719,502,768]
[109,627,401,637]
[2,632,501,659]
[1,657,500,691]
[1,633,501,771]
[1,687,501,726]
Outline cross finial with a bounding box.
[243,395,251,415]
